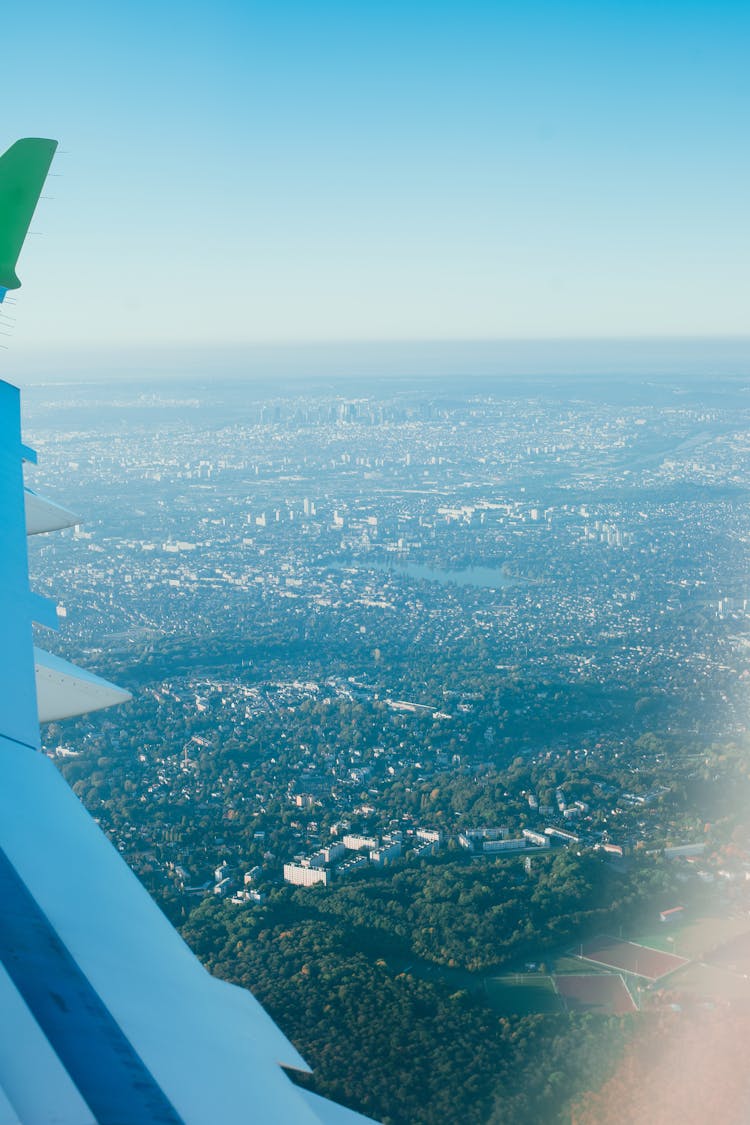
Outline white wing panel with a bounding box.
[0,1088,19,1125]
[298,1089,380,1123]
[0,740,332,1125]
[24,488,78,535]
[34,647,132,721]
[0,961,95,1125]
[0,1084,19,1125]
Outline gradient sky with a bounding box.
[3,0,749,372]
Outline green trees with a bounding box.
[180,894,634,1125]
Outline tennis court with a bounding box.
[554,972,637,1015]
[577,935,687,980]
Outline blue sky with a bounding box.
[3,0,749,373]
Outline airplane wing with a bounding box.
[0,138,378,1125]
[0,138,57,301]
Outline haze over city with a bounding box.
[5,0,750,378]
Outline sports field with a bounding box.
[554,973,637,1015]
[553,953,607,975]
[484,973,563,1015]
[577,935,687,980]
[636,916,750,960]
[663,961,750,1005]
[707,930,750,977]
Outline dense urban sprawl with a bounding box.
[24,375,750,1123]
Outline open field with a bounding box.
[553,953,609,975]
[636,916,750,960]
[660,961,750,1006]
[554,973,637,1015]
[577,935,688,980]
[707,930,750,977]
[484,973,563,1015]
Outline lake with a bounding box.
[372,561,525,589]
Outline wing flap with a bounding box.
[25,488,78,535]
[34,648,132,722]
[297,1089,380,1123]
[0,940,98,1125]
[0,742,327,1124]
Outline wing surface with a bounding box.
[0,138,379,1124]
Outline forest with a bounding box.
[177,849,683,1123]
[182,885,634,1124]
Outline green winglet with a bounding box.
[0,138,58,293]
